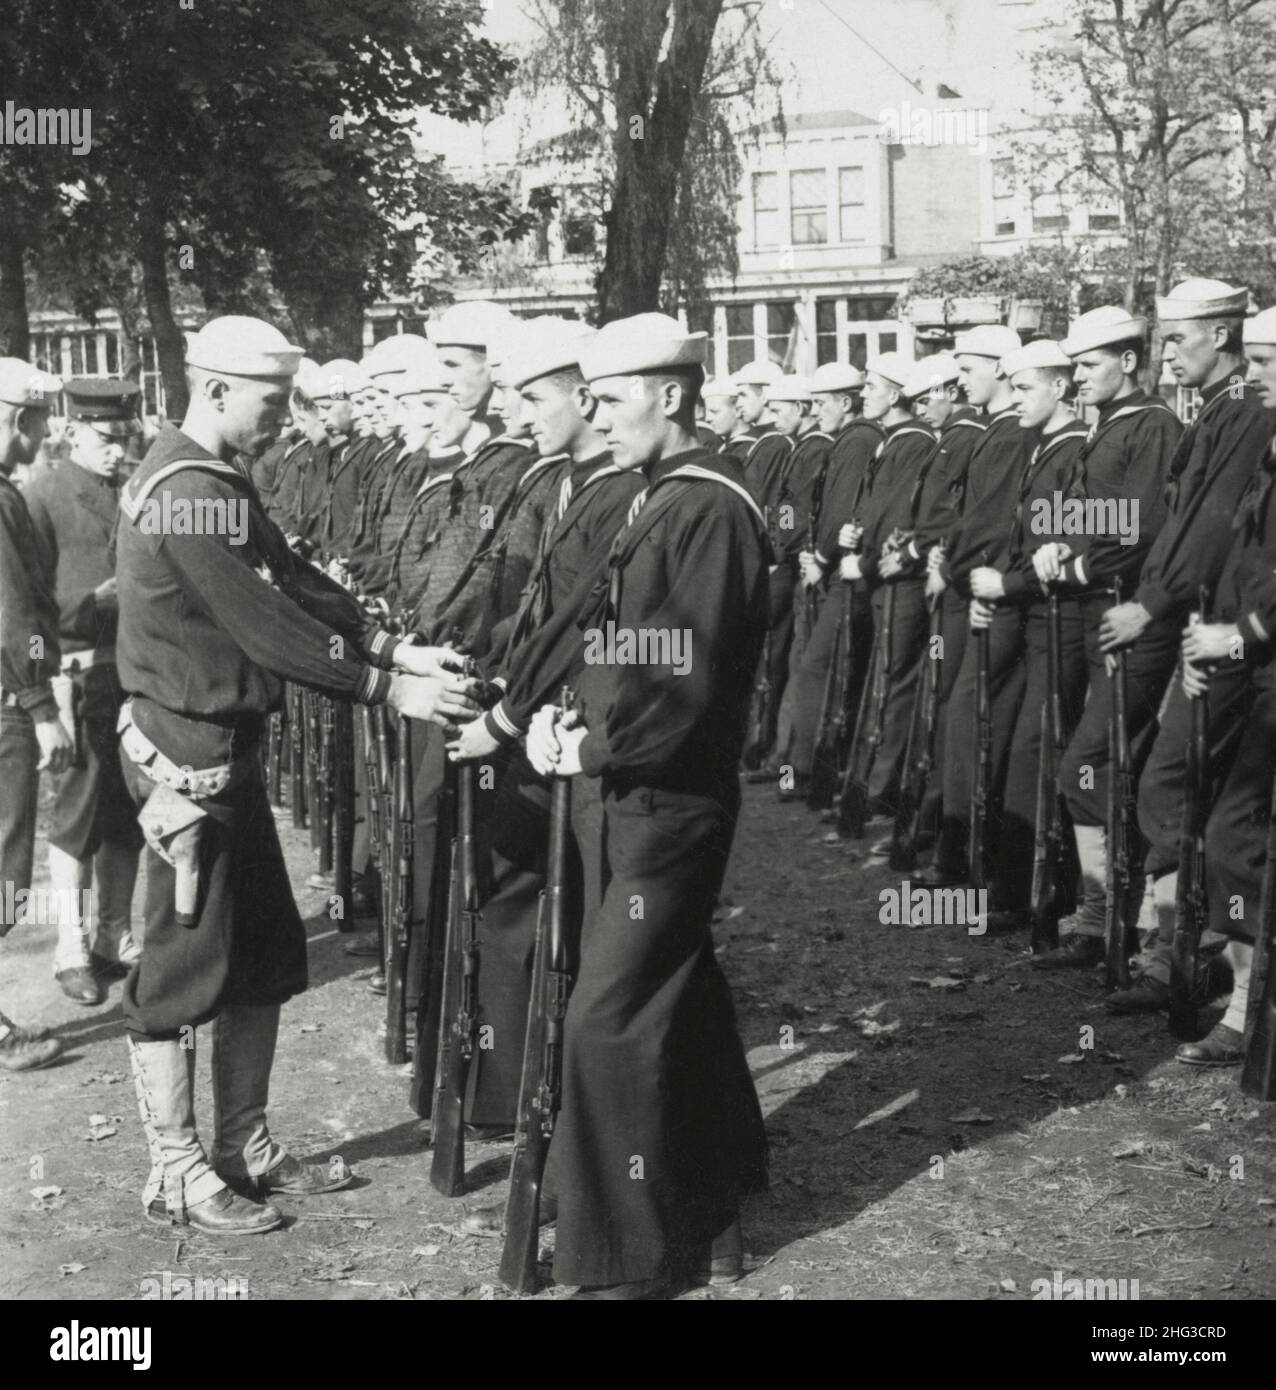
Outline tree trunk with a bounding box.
[595,0,724,323]
[137,217,189,421]
[0,235,30,360]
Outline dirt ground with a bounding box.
[3,779,1274,1303]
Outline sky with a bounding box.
[415,0,1051,171]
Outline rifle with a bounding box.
[1030,590,1067,952]
[318,698,335,875]
[968,623,992,892]
[430,683,483,1196]
[808,582,854,810]
[411,755,458,1117]
[1242,771,1276,1100]
[288,685,307,829]
[743,629,772,772]
[500,686,577,1293]
[360,705,384,884]
[385,714,414,1064]
[1169,587,1210,1039]
[890,598,942,872]
[837,583,893,838]
[305,690,322,854]
[266,711,283,807]
[333,701,354,919]
[1105,582,1137,988]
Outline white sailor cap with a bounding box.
[1243,306,1276,346]
[809,361,866,394]
[185,315,304,379]
[428,300,515,354]
[901,354,960,399]
[364,333,434,382]
[701,376,740,400]
[293,358,324,400]
[500,317,597,391]
[578,313,707,382]
[390,355,451,397]
[732,359,785,388]
[1155,277,1249,321]
[0,357,62,407]
[864,352,915,390]
[1060,305,1147,356]
[765,375,813,404]
[1000,338,1073,377]
[314,359,372,400]
[953,324,1021,362]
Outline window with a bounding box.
[816,299,838,365]
[992,158,1017,236]
[1088,210,1120,231]
[847,333,868,370]
[878,332,898,355]
[847,295,897,322]
[767,301,798,367]
[105,335,120,374]
[70,337,85,376]
[789,169,827,245]
[562,187,596,259]
[83,335,98,375]
[1031,191,1068,234]
[752,172,780,248]
[838,166,866,242]
[371,320,398,344]
[726,303,755,374]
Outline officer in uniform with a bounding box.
[308,359,366,565]
[24,378,147,1005]
[1030,306,1181,967]
[0,357,70,1070]
[114,315,479,1235]
[966,341,1088,922]
[528,312,769,1299]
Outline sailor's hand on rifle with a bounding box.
[838,521,863,552]
[839,554,862,581]
[970,566,1005,601]
[526,703,561,776]
[1181,620,1239,668]
[549,710,586,777]
[392,643,470,681]
[969,598,995,631]
[34,711,74,775]
[925,566,947,602]
[1032,542,1070,586]
[385,671,480,727]
[447,717,500,762]
[1099,600,1151,653]
[798,551,823,588]
[879,549,905,578]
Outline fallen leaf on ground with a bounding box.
[853,1088,920,1131]
[949,1108,994,1125]
[58,1263,86,1277]
[1057,1053,1086,1065]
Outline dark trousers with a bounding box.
[122,757,307,1040]
[1205,676,1276,944]
[551,779,767,1287]
[776,575,823,763]
[49,714,142,859]
[789,581,873,786]
[866,579,929,810]
[993,597,1088,912]
[937,603,1026,875]
[1061,606,1178,827]
[1138,660,1253,879]
[757,565,796,764]
[0,704,39,933]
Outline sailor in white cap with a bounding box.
[962,341,1089,928]
[1089,277,1269,1015]
[113,315,481,1235]
[702,376,757,462]
[524,311,768,1298]
[312,358,374,561]
[919,323,1033,889]
[1099,283,1274,1020]
[283,357,347,557]
[0,356,71,1070]
[1026,308,1183,970]
[786,361,883,809]
[732,357,784,435]
[251,356,319,530]
[1174,304,1276,1064]
[830,352,937,823]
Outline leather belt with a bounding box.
[117,699,252,800]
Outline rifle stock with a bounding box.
[1104,640,1135,989]
[838,583,893,838]
[1169,588,1210,1039]
[333,701,354,919]
[743,629,773,771]
[1242,772,1276,1099]
[968,625,992,891]
[501,688,576,1292]
[288,685,307,829]
[385,714,413,1064]
[808,583,854,811]
[891,600,942,871]
[430,753,482,1196]
[1030,592,1066,952]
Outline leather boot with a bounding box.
[88,840,141,980]
[211,1003,285,1182]
[1071,823,1108,938]
[48,844,102,1005]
